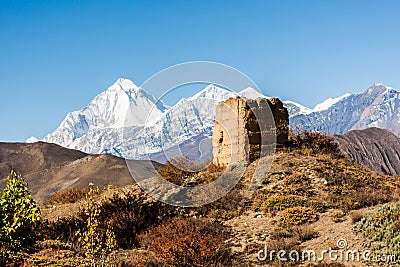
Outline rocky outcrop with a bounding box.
[212,97,288,167]
[335,127,400,177]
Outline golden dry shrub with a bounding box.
[288,130,340,155]
[260,195,309,214]
[280,207,318,225]
[47,188,90,205]
[157,158,197,186]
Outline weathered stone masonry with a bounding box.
[212,97,289,167]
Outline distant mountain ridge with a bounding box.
[290,83,400,135]
[35,79,400,161]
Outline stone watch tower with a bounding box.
[212,97,288,167]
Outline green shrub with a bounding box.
[0,170,41,261]
[355,201,400,257]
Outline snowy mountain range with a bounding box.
[290,83,400,136]
[32,79,400,160]
[40,79,259,159]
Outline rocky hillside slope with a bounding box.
[335,127,400,177]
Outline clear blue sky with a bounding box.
[1,0,400,141]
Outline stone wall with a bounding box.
[212,97,288,167]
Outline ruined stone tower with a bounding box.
[212,97,289,167]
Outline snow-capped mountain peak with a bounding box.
[313,93,351,112]
[111,77,140,92]
[283,100,312,116]
[238,87,266,99]
[43,78,168,150]
[26,136,39,143]
[189,84,236,101]
[371,82,391,88]
[82,78,167,128]
[190,84,268,101]
[366,83,394,95]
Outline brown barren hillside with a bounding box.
[0,142,159,203]
[335,127,400,177]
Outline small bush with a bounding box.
[330,210,345,223]
[75,185,117,266]
[253,191,326,216]
[138,217,233,266]
[157,158,197,186]
[270,224,318,243]
[281,207,318,225]
[349,210,365,224]
[282,173,314,197]
[288,130,341,156]
[260,195,309,214]
[292,224,319,242]
[47,188,91,205]
[99,191,176,249]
